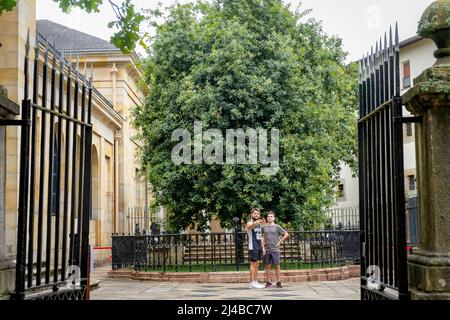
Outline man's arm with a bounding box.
[261,236,266,254]
[246,220,257,230]
[246,218,267,230]
[276,231,289,248]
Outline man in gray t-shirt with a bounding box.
[261,211,289,288]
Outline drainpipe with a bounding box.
[111,62,120,234]
[113,131,121,233]
[111,63,118,111]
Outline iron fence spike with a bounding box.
[375,42,380,69]
[365,53,369,77]
[384,33,389,62]
[389,26,394,55]
[364,55,368,79]
[83,61,87,85]
[59,49,65,75]
[34,39,40,58]
[68,50,72,72]
[380,37,383,65]
[44,39,49,65]
[52,41,57,69]
[370,47,374,73]
[395,22,400,52]
[76,54,80,80]
[90,64,93,87]
[25,29,30,57]
[359,55,366,81]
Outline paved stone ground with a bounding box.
[90,267,360,300]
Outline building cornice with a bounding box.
[91,89,124,130]
[35,42,124,131]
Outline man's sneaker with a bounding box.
[250,281,265,289]
[265,282,272,288]
[276,282,282,288]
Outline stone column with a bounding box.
[0,85,19,300]
[0,0,36,261]
[403,0,450,300]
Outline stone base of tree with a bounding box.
[107,265,360,283]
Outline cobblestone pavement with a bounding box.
[90,267,360,300]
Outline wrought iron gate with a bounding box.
[8,32,93,300]
[358,24,415,300]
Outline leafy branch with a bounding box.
[0,0,144,53]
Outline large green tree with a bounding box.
[0,0,143,53]
[133,0,358,232]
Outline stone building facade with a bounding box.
[0,0,150,267]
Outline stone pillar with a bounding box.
[0,85,19,300]
[0,0,36,260]
[403,0,450,300]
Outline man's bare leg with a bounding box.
[265,264,272,284]
[254,261,260,282]
[250,261,259,282]
[275,265,281,283]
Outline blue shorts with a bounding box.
[248,250,263,262]
[263,251,281,265]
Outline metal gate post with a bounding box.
[12,100,31,300]
[12,36,32,300]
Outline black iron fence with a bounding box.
[5,32,93,300]
[112,230,360,272]
[125,207,166,235]
[126,207,150,235]
[325,207,359,230]
[358,24,410,300]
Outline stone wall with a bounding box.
[0,84,19,300]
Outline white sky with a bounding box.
[37,0,435,62]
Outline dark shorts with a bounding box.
[248,249,263,262]
[263,251,281,266]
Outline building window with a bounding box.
[337,182,345,201]
[406,123,413,137]
[403,60,411,89]
[408,175,415,191]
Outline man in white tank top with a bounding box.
[246,208,266,289]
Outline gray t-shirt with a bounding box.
[261,224,286,253]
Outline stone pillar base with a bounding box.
[0,258,15,300]
[408,250,450,300]
[410,290,450,300]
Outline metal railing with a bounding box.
[126,207,150,235]
[9,32,93,300]
[112,230,360,272]
[325,207,359,230]
[125,206,166,235]
[358,23,409,300]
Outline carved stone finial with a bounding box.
[418,0,450,64]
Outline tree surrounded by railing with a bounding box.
[131,0,359,234]
[112,229,360,273]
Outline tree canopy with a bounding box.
[0,0,143,53]
[133,0,358,232]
